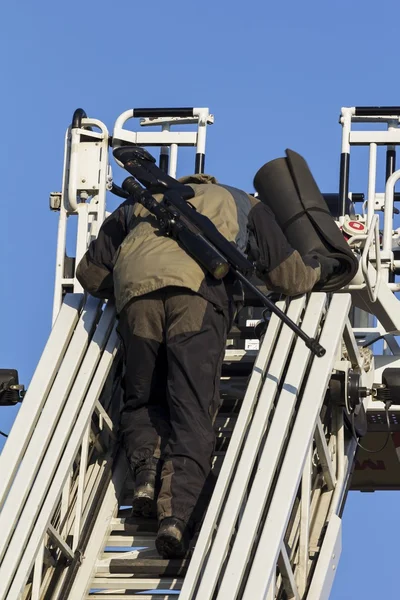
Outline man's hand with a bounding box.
[312,254,341,283]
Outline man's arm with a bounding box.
[76,201,131,299]
[247,201,323,296]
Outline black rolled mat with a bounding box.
[253,149,359,292]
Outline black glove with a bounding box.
[312,254,341,283]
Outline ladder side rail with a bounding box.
[275,428,334,599]
[306,514,342,600]
[30,541,45,600]
[72,426,91,551]
[288,446,332,576]
[297,447,313,596]
[192,297,308,600]
[64,454,128,600]
[0,293,83,510]
[215,294,327,600]
[3,323,119,600]
[179,302,288,600]
[74,204,90,294]
[241,293,351,600]
[52,126,71,323]
[295,411,354,592]
[62,440,111,541]
[70,346,122,523]
[0,296,101,566]
[48,350,121,599]
[56,422,109,543]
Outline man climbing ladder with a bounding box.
[76,147,339,558]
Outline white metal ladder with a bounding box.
[0,296,120,600]
[180,293,357,600]
[4,103,399,599]
[0,291,360,600]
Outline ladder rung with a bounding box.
[100,548,157,561]
[110,518,158,534]
[95,557,189,577]
[86,592,178,600]
[224,349,258,361]
[105,534,156,548]
[92,574,183,591]
[90,576,183,590]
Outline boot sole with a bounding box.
[131,495,156,519]
[155,531,187,559]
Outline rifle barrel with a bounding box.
[233,270,326,357]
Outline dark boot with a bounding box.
[131,469,156,518]
[155,517,189,559]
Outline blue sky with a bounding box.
[1,0,399,597]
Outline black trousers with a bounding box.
[117,287,228,526]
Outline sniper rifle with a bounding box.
[113,146,326,358]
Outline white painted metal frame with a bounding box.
[180,299,288,600]
[0,299,120,600]
[1,105,217,600]
[215,295,326,600]
[340,106,400,368]
[53,108,213,325]
[180,294,354,600]
[194,297,307,600]
[66,453,128,599]
[340,106,399,278]
[242,295,351,600]
[7,104,400,600]
[361,214,382,302]
[0,294,83,510]
[52,117,109,323]
[113,107,212,178]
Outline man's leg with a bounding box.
[117,292,170,515]
[156,289,228,557]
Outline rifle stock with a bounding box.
[122,177,230,280]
